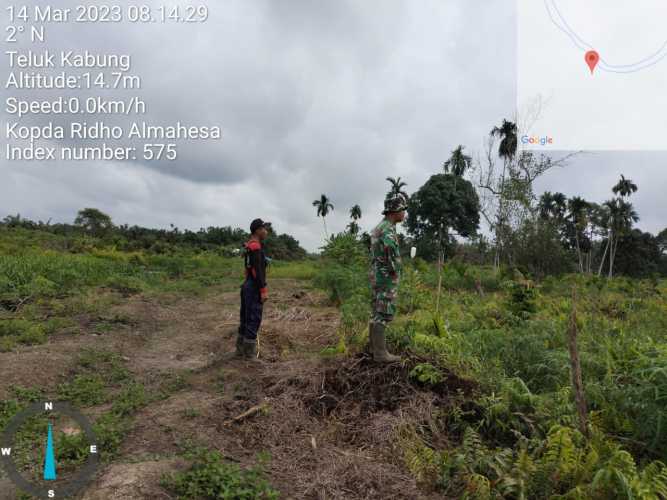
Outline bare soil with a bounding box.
[0,279,473,499]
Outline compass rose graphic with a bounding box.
[1,401,99,499]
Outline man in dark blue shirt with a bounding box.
[232,218,269,360]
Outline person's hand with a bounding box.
[260,289,268,303]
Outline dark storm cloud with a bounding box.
[1,1,664,251]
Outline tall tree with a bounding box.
[347,221,360,235]
[552,192,568,220]
[658,227,667,254]
[444,145,472,194]
[347,204,362,235]
[598,175,639,277]
[406,173,480,311]
[612,174,638,198]
[567,196,591,273]
[606,199,639,277]
[491,119,518,163]
[443,145,472,177]
[386,177,409,201]
[538,191,567,223]
[489,120,517,269]
[612,229,663,278]
[74,208,114,237]
[538,191,556,220]
[312,194,334,239]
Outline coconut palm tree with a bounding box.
[312,194,334,239]
[386,177,408,201]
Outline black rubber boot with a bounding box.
[221,335,244,361]
[367,321,375,353]
[243,339,258,360]
[370,322,400,363]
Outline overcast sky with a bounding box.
[2,0,665,252]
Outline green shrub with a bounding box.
[314,264,367,305]
[104,275,147,295]
[56,431,88,466]
[162,448,279,500]
[320,233,367,267]
[93,412,131,456]
[111,383,147,417]
[409,363,443,386]
[57,375,107,406]
[505,281,538,318]
[0,336,16,352]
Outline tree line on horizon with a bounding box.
[0,209,307,261]
[313,119,667,279]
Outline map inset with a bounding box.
[518,0,667,151]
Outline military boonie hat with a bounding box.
[382,194,408,214]
[250,218,270,233]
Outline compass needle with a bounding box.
[43,423,56,481]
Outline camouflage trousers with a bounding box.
[371,287,397,325]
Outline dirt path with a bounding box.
[1,279,455,499]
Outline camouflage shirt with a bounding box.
[369,218,401,291]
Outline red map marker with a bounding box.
[585,50,600,74]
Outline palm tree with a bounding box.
[443,145,472,193]
[489,119,518,268]
[443,145,472,177]
[606,199,639,277]
[312,194,334,239]
[597,176,638,277]
[612,175,638,198]
[538,191,567,221]
[491,119,518,162]
[552,192,568,219]
[568,196,591,273]
[596,202,612,277]
[386,177,408,201]
[347,204,362,235]
[538,191,556,220]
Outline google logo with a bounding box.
[521,135,554,146]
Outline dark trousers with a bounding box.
[239,279,263,342]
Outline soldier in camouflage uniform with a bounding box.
[368,194,408,362]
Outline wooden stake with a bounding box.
[568,287,589,437]
[224,400,269,426]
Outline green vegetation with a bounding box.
[2,210,306,260]
[0,220,314,352]
[2,138,666,498]
[162,448,279,500]
[316,234,667,498]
